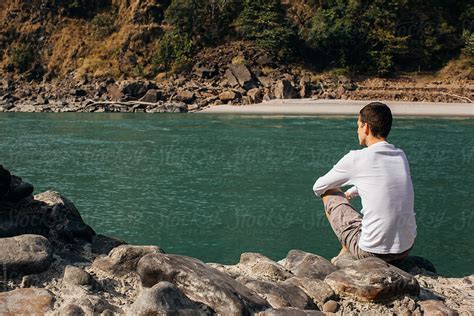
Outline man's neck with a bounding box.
[366,137,387,147]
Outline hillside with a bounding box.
[0,0,473,112]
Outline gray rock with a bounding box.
[274,80,296,99]
[227,64,255,89]
[418,300,457,316]
[247,88,263,103]
[0,234,52,277]
[128,282,209,316]
[322,300,339,313]
[139,89,161,103]
[63,266,91,287]
[284,277,335,305]
[60,304,86,316]
[238,252,293,282]
[92,245,164,277]
[193,62,217,79]
[176,90,195,103]
[238,276,317,310]
[257,76,274,88]
[225,69,240,87]
[0,288,54,314]
[219,90,240,103]
[324,257,420,302]
[119,80,156,99]
[282,250,336,280]
[137,253,270,314]
[91,234,127,255]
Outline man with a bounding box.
[313,102,416,263]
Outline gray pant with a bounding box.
[324,193,411,262]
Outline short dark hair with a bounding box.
[359,102,392,138]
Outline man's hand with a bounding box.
[344,192,352,200]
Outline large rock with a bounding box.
[238,276,317,310]
[227,64,255,89]
[0,234,52,277]
[238,252,293,282]
[274,80,296,99]
[62,265,92,287]
[92,245,164,276]
[0,191,95,243]
[284,277,335,306]
[281,250,336,280]
[0,288,54,314]
[137,253,270,314]
[418,300,457,316]
[219,90,240,103]
[119,80,156,99]
[128,282,209,316]
[139,89,162,103]
[324,257,420,302]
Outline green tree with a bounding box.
[236,0,296,58]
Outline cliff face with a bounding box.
[0,0,171,80]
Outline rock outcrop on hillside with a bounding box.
[0,165,473,315]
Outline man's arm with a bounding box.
[313,152,354,198]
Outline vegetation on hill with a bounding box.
[0,0,472,80]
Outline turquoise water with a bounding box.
[0,113,472,277]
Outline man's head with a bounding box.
[357,102,392,146]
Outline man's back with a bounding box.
[351,141,416,254]
[313,141,416,254]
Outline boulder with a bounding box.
[139,89,161,103]
[176,90,195,104]
[418,300,457,316]
[119,80,156,99]
[128,282,209,316]
[193,62,217,79]
[257,76,274,88]
[238,276,317,310]
[274,80,296,99]
[0,234,52,277]
[225,69,240,87]
[284,277,335,305]
[247,88,263,103]
[219,90,240,103]
[62,265,92,287]
[0,288,54,314]
[137,253,270,314]
[227,64,255,89]
[92,245,164,277]
[282,250,336,280]
[324,257,420,302]
[238,252,293,282]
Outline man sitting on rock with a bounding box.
[313,102,416,264]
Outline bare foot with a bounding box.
[331,247,349,264]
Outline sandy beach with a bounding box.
[200,99,474,117]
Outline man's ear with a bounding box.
[364,123,371,135]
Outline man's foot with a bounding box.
[331,247,351,264]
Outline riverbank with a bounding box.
[0,167,473,315]
[201,99,474,117]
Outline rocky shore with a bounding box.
[0,167,473,315]
[1,43,472,114]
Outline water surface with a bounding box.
[0,113,472,277]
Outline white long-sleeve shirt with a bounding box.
[313,141,416,254]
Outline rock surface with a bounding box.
[0,288,54,314]
[128,282,208,316]
[137,253,270,314]
[0,234,52,277]
[324,257,420,302]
